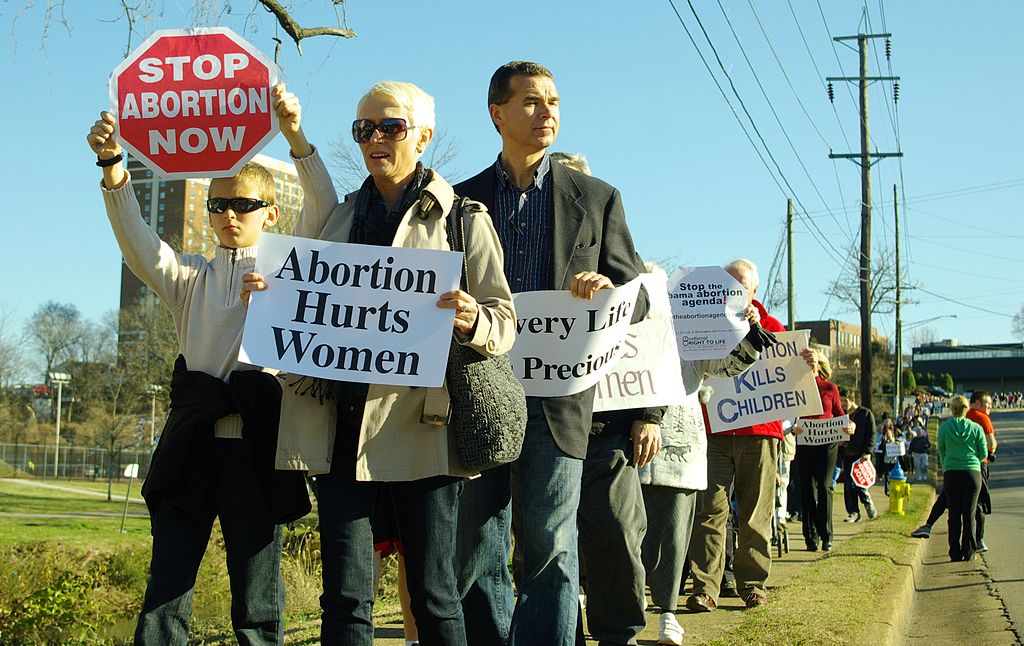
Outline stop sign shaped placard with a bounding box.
[110,27,279,179]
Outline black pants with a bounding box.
[943,469,982,561]
[841,455,873,515]
[576,431,646,645]
[796,444,838,546]
[927,462,989,542]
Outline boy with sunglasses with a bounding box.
[88,111,309,645]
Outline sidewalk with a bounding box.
[339,484,894,645]
[904,519,1019,645]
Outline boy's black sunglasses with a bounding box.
[206,197,270,214]
[351,118,417,144]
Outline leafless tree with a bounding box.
[824,250,913,316]
[910,325,938,348]
[25,301,83,382]
[0,306,26,387]
[9,1,356,58]
[1012,304,1024,342]
[326,127,463,195]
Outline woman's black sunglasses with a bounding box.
[351,118,417,144]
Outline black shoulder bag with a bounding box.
[444,197,527,472]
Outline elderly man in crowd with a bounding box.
[686,259,787,611]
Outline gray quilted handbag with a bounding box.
[444,197,527,472]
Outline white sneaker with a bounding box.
[658,612,685,645]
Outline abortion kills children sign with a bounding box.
[110,27,278,179]
[509,278,643,398]
[796,415,851,446]
[705,330,823,433]
[593,270,685,412]
[239,234,461,387]
[668,266,749,361]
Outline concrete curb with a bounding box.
[856,487,937,646]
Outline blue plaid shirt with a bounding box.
[492,155,554,293]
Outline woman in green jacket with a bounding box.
[937,395,988,562]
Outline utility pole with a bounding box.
[827,32,902,410]
[893,184,902,414]
[787,198,795,331]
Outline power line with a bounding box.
[714,0,852,246]
[910,238,1024,265]
[911,287,1013,318]
[745,0,856,242]
[665,0,850,269]
[785,0,853,151]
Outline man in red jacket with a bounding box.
[686,258,787,611]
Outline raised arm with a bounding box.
[87,112,197,309]
[272,83,341,239]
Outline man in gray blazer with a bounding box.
[454,60,649,646]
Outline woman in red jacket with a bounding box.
[793,353,851,552]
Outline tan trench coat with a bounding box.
[274,149,516,481]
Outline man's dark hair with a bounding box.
[970,390,991,405]
[488,60,554,107]
[839,387,855,400]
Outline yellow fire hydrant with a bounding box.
[888,461,911,515]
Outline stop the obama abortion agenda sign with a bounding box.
[109,27,279,178]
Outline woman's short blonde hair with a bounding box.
[358,81,436,129]
[948,394,969,417]
[816,354,832,380]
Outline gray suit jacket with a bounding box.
[456,159,649,458]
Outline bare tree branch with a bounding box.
[257,0,355,55]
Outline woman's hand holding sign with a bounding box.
[271,83,313,159]
[437,290,480,335]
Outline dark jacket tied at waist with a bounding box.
[143,355,310,525]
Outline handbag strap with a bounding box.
[444,195,470,291]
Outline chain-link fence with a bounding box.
[0,442,152,481]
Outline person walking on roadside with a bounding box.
[912,391,997,549]
[909,429,931,483]
[791,355,851,552]
[838,388,877,523]
[937,395,988,562]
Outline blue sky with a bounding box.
[2,1,1022,371]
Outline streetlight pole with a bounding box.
[48,372,71,479]
[146,384,161,447]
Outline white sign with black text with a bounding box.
[667,266,749,361]
[705,330,823,432]
[593,271,686,412]
[796,415,851,446]
[509,278,643,398]
[239,233,462,387]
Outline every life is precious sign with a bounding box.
[667,266,749,361]
[110,27,279,178]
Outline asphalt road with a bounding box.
[905,410,1024,645]
[980,410,1024,639]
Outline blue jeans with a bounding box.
[135,439,284,646]
[455,464,514,645]
[455,397,583,646]
[510,398,585,645]
[318,402,466,646]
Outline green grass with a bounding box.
[0,478,394,644]
[711,484,932,646]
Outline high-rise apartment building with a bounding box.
[118,153,303,314]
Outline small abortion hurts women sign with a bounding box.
[239,234,461,387]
